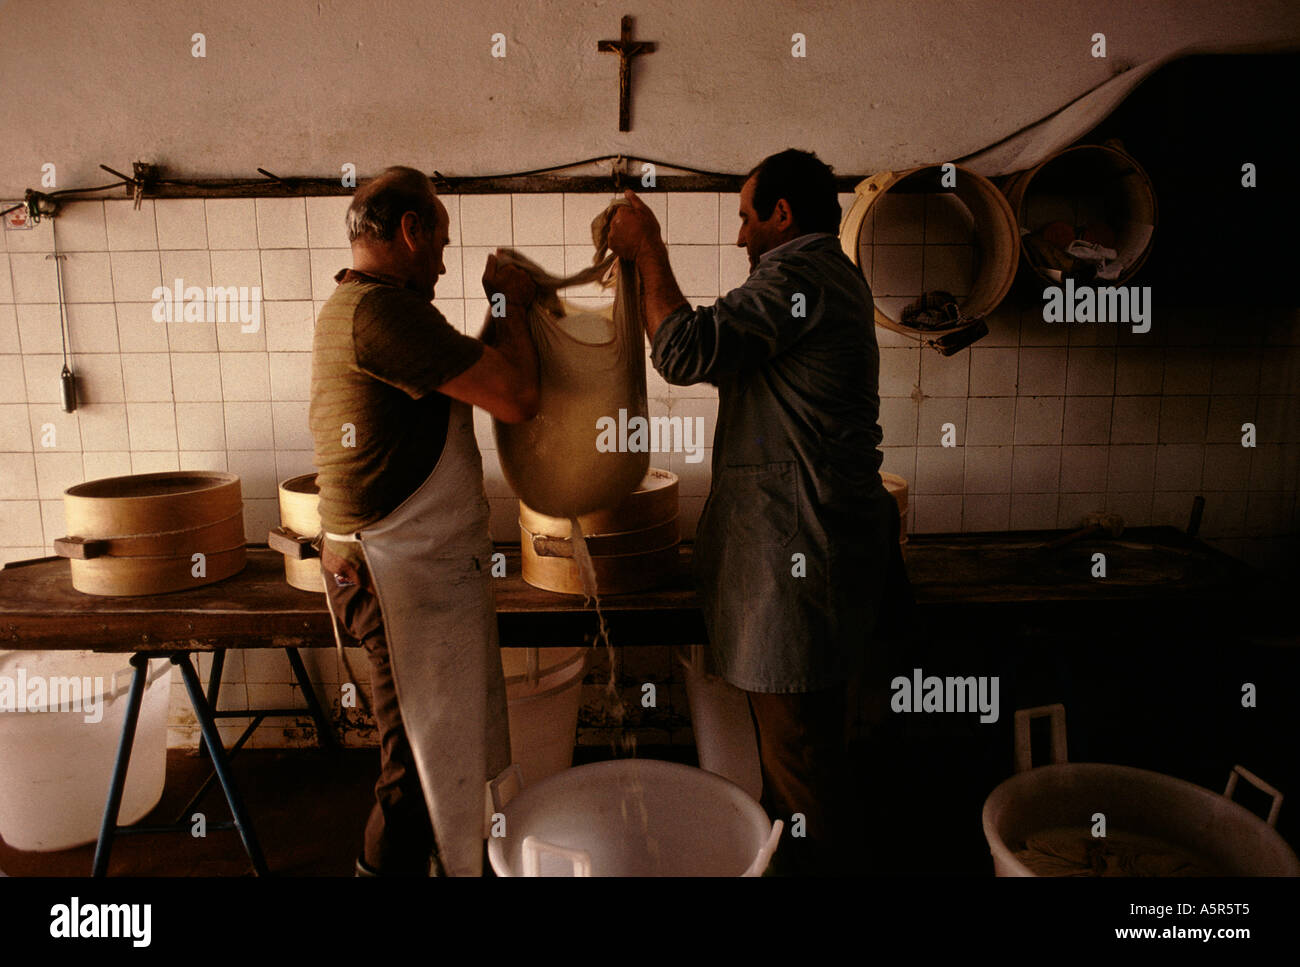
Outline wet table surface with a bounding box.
[0,527,1279,651]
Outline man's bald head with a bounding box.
[346,166,440,243]
[345,166,451,300]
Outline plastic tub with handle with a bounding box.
[0,650,172,851]
[501,646,588,785]
[681,645,763,802]
[982,704,1299,877]
[487,759,782,876]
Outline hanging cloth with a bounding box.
[491,200,650,520]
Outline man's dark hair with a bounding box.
[746,149,841,235]
[346,165,440,243]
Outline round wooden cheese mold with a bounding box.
[58,471,247,596]
[277,473,325,593]
[519,467,678,537]
[1000,141,1157,287]
[519,468,680,595]
[839,164,1019,338]
[521,540,681,597]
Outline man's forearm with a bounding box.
[635,242,689,342]
[493,301,540,400]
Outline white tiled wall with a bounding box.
[859,188,1300,556]
[2,190,1297,749]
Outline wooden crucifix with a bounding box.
[598,15,656,132]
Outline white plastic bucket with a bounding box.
[488,758,782,877]
[501,646,585,689]
[983,705,1300,876]
[681,646,762,802]
[0,651,172,851]
[985,762,1300,876]
[502,647,587,785]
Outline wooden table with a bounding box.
[0,527,1280,876]
[0,527,1277,651]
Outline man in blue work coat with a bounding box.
[608,149,908,875]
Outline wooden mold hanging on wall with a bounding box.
[840,164,1020,355]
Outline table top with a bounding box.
[0,528,1278,651]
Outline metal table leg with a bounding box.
[174,713,265,823]
[197,649,226,761]
[91,653,149,877]
[92,646,332,876]
[284,647,337,750]
[173,653,270,876]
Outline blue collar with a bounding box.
[758,232,837,263]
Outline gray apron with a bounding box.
[329,400,511,876]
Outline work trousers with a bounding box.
[322,549,437,875]
[746,685,850,876]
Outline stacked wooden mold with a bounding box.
[519,468,679,595]
[268,473,325,593]
[55,471,246,596]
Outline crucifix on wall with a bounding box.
[598,15,656,132]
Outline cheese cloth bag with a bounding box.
[491,200,649,521]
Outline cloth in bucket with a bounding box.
[491,201,649,520]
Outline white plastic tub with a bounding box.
[488,758,782,877]
[502,647,587,785]
[983,704,1300,877]
[682,645,763,802]
[0,651,172,851]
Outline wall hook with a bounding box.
[256,167,292,189]
[98,163,155,208]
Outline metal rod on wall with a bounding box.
[6,156,870,202]
[47,220,76,413]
